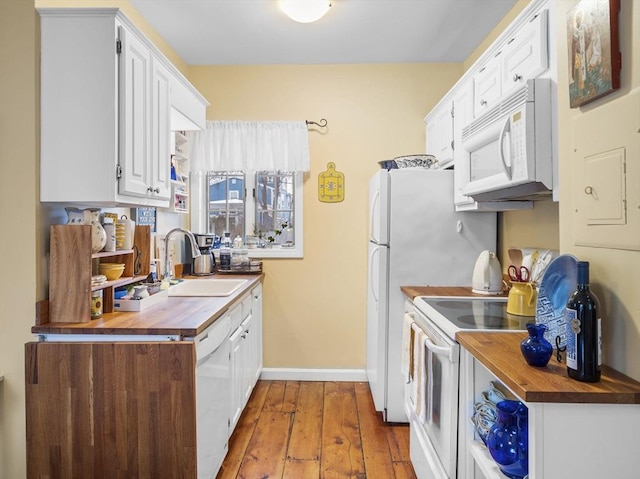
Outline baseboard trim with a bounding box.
[259,368,368,382]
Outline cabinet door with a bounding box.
[501,9,548,97]
[435,104,454,168]
[228,325,244,435]
[240,313,255,404]
[425,103,453,168]
[251,285,263,385]
[473,53,502,118]
[119,26,151,198]
[452,83,476,207]
[150,57,172,200]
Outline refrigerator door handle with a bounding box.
[369,189,380,243]
[369,246,379,303]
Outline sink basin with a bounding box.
[168,278,248,297]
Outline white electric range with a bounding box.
[404,295,529,479]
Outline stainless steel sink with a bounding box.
[168,278,248,297]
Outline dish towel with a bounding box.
[401,313,415,382]
[413,328,426,420]
[409,323,420,405]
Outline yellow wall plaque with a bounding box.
[318,162,344,203]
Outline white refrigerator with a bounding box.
[366,168,497,422]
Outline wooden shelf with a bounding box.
[48,224,151,323]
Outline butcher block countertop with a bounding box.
[457,331,640,404]
[32,275,263,337]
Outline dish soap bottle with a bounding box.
[147,260,158,283]
[565,261,601,382]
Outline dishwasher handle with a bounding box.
[195,315,231,361]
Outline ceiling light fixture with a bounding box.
[278,0,332,24]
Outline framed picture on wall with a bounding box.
[567,0,621,108]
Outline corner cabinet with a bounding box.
[38,8,208,207]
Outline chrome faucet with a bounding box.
[163,228,201,280]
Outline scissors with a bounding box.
[508,265,530,282]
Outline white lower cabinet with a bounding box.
[459,348,640,479]
[228,285,263,436]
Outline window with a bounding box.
[204,170,303,258]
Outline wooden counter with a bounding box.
[457,331,640,404]
[32,274,263,336]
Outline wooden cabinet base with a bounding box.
[25,341,197,478]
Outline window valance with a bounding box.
[189,120,311,173]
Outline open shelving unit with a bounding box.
[48,224,151,322]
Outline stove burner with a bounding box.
[456,314,527,329]
[432,301,474,310]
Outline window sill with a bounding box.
[249,245,302,259]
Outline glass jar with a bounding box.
[231,248,249,269]
[91,290,103,319]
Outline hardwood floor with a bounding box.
[217,380,417,479]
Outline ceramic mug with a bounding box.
[507,281,537,316]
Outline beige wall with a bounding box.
[555,0,640,379]
[36,0,188,74]
[188,63,463,368]
[1,2,38,477]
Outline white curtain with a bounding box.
[190,120,311,173]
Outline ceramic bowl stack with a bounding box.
[378,154,439,170]
[99,262,125,281]
[393,154,438,169]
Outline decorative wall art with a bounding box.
[318,162,344,203]
[133,207,156,232]
[567,0,621,108]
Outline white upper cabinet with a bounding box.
[473,7,548,120]
[425,102,454,169]
[423,0,554,212]
[501,9,549,98]
[473,52,502,118]
[39,8,208,207]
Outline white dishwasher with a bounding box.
[192,313,232,479]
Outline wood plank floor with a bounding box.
[217,380,417,479]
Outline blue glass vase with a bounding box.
[520,322,553,367]
[486,400,529,479]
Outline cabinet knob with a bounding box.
[513,73,523,82]
[147,186,160,194]
[480,99,487,106]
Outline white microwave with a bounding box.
[461,78,553,201]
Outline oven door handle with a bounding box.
[424,336,458,364]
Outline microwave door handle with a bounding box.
[499,116,513,180]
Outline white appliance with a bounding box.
[366,168,497,422]
[405,296,528,479]
[461,78,552,201]
[192,315,231,479]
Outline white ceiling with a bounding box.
[129,0,519,65]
